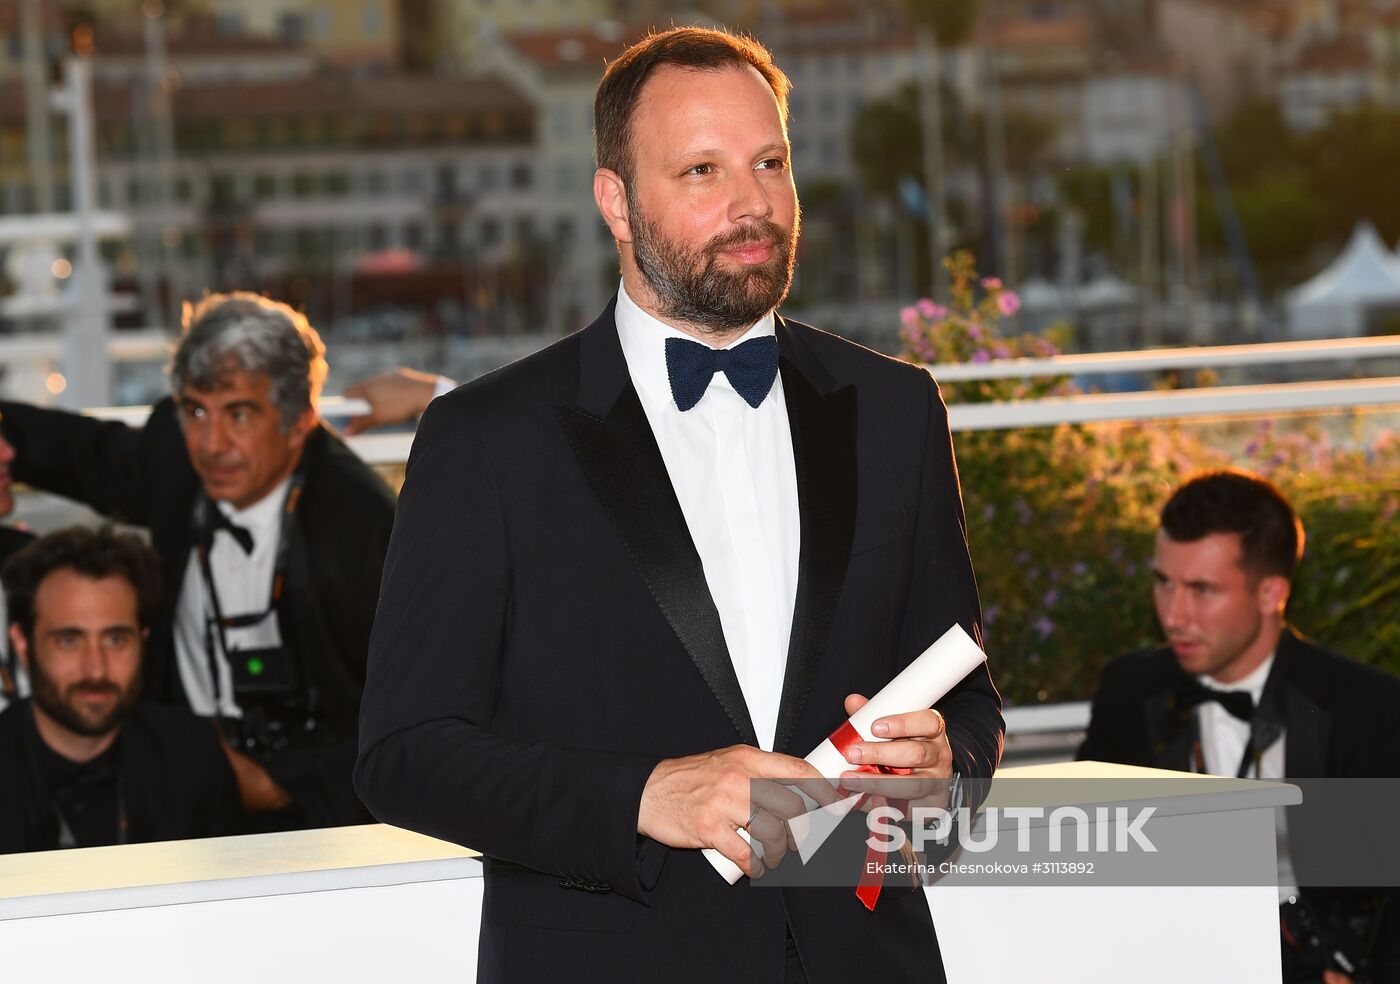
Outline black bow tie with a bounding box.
[1174,679,1254,722]
[205,506,254,555]
[665,335,779,411]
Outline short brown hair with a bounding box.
[1160,469,1305,580]
[594,27,791,182]
[3,525,162,642]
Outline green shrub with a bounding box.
[901,252,1400,705]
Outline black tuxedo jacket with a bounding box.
[0,525,36,704]
[1077,626,1400,779]
[357,302,1003,983]
[0,398,396,824]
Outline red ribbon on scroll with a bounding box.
[828,721,915,911]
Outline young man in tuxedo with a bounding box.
[0,526,240,854]
[0,293,396,830]
[357,27,1002,983]
[1079,469,1400,983]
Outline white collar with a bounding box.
[614,279,776,410]
[215,473,293,544]
[1200,650,1275,704]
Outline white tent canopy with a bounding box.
[1287,222,1400,338]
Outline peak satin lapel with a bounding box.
[772,360,857,756]
[556,385,760,748]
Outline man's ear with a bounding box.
[593,168,633,244]
[288,406,316,452]
[10,624,29,671]
[1256,574,1290,617]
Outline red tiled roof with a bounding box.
[983,16,1096,48]
[0,74,532,123]
[503,26,645,70]
[1292,37,1372,72]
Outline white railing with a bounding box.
[53,335,1400,762]
[929,335,1400,381]
[78,336,1400,463]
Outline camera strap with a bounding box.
[194,460,309,720]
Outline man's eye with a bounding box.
[685,163,713,176]
[757,158,787,171]
[55,631,81,648]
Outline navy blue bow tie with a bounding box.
[665,335,779,411]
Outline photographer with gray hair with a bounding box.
[0,292,396,831]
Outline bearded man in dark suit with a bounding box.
[0,293,395,829]
[357,27,1002,984]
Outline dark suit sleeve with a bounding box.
[1077,659,1129,764]
[355,398,663,903]
[194,724,245,839]
[898,377,1004,782]
[0,400,152,524]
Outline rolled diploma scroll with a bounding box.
[702,622,987,884]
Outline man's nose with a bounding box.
[78,639,108,680]
[728,169,773,224]
[195,417,232,455]
[1159,587,1190,628]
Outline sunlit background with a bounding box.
[2,0,1397,725]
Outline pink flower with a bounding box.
[966,321,984,340]
[971,349,991,364]
[997,291,1021,316]
[916,298,938,318]
[901,306,919,328]
[981,277,1002,290]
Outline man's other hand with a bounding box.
[222,743,293,815]
[342,367,442,435]
[838,693,954,780]
[638,746,839,879]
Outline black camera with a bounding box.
[221,645,316,759]
[1281,892,1390,984]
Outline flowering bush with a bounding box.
[900,254,1400,705]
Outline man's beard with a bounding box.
[29,657,140,739]
[629,192,800,335]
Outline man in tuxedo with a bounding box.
[0,293,396,829]
[0,419,35,709]
[1078,469,1400,982]
[0,525,241,853]
[357,27,1002,984]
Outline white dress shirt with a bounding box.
[174,475,292,718]
[1195,653,1297,900]
[615,281,800,751]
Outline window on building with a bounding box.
[480,216,500,247]
[279,12,305,43]
[364,2,383,37]
[253,174,276,199]
[292,173,315,198]
[510,163,532,190]
[366,169,387,194]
